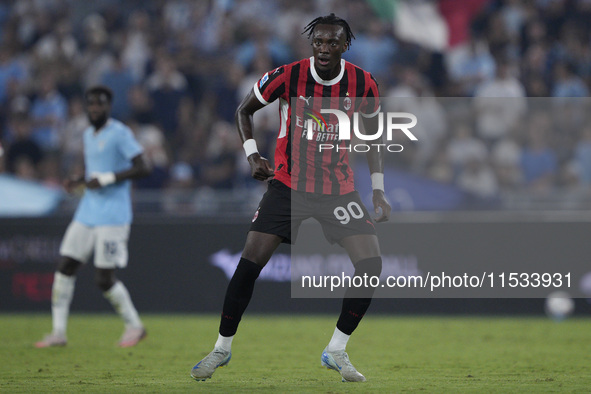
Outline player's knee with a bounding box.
[57,258,81,277]
[95,271,116,292]
[58,266,77,277]
[242,232,282,267]
[353,256,382,278]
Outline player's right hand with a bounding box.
[248,154,274,181]
[86,178,101,189]
[63,177,83,194]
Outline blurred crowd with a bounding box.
[1,0,591,211]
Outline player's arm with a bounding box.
[63,163,86,194]
[235,89,274,181]
[86,153,151,189]
[362,113,391,223]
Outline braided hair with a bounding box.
[302,13,355,49]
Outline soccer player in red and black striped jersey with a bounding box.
[253,38,380,195]
[191,14,391,383]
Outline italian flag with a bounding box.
[367,0,490,51]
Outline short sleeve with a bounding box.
[253,66,286,105]
[118,126,143,160]
[360,74,381,118]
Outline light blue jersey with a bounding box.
[74,119,143,226]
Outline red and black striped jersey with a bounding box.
[254,56,380,195]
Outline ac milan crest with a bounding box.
[343,97,352,110]
[252,208,260,222]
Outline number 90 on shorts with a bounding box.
[333,202,365,224]
[313,191,376,244]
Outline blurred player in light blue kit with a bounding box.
[36,86,151,348]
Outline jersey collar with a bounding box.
[309,57,345,86]
[93,118,113,134]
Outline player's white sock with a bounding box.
[215,333,234,352]
[51,272,76,336]
[327,327,350,352]
[104,281,143,329]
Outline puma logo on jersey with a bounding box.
[299,95,312,105]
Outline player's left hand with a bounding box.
[372,189,391,223]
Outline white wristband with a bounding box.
[371,172,384,191]
[91,172,116,187]
[243,139,259,158]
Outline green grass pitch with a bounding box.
[1,314,590,392]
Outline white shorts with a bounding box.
[59,221,130,269]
